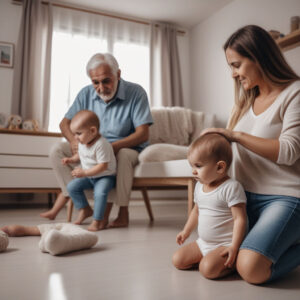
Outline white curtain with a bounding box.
[12,0,53,130]
[150,23,183,107]
[48,6,151,131]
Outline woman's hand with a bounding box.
[201,128,239,143]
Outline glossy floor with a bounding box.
[0,200,299,300]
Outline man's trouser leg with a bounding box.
[107,148,139,207]
[49,142,75,196]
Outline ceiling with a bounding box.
[60,0,233,29]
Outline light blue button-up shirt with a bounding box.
[65,79,153,152]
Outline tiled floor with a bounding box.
[1,200,300,300]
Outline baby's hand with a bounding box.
[62,157,71,165]
[71,167,85,178]
[220,246,238,268]
[176,230,189,245]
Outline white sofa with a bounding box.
[132,107,215,220]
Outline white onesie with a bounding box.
[194,178,247,256]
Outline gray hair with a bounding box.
[86,53,119,77]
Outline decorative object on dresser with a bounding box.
[0,128,63,206]
[22,119,39,131]
[7,114,22,130]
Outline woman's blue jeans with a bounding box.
[67,175,116,220]
[241,192,300,281]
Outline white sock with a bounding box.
[38,223,98,256]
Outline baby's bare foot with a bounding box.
[88,220,108,231]
[40,210,56,220]
[74,206,93,225]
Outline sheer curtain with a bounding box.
[150,23,183,107]
[48,6,151,132]
[11,0,53,130]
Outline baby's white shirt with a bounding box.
[194,178,246,245]
[78,136,116,178]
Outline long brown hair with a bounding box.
[224,25,299,130]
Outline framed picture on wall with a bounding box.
[0,42,14,68]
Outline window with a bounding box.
[48,31,150,132]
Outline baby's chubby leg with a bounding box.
[199,246,235,279]
[172,241,203,270]
[1,225,41,237]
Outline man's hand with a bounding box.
[71,167,86,178]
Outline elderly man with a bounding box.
[41,53,153,228]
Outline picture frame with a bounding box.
[0,42,14,68]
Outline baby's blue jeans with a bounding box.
[241,192,300,282]
[67,176,116,220]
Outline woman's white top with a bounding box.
[231,80,300,198]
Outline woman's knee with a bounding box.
[236,249,272,284]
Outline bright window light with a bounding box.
[48,32,150,132]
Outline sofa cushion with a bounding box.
[149,107,193,145]
[134,159,193,178]
[139,143,188,163]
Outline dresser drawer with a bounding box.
[0,168,59,188]
[0,154,52,168]
[0,134,62,156]
[0,130,63,189]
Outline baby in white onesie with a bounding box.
[172,133,247,280]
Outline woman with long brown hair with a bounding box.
[202,25,300,284]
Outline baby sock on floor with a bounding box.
[38,223,98,255]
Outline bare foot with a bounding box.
[1,225,40,237]
[74,206,93,225]
[88,219,108,231]
[108,207,129,228]
[40,210,56,220]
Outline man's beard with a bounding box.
[98,80,119,102]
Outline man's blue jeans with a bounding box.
[67,176,116,220]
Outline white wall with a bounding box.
[190,0,300,127]
[0,0,22,114]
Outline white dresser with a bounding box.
[0,129,62,196]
